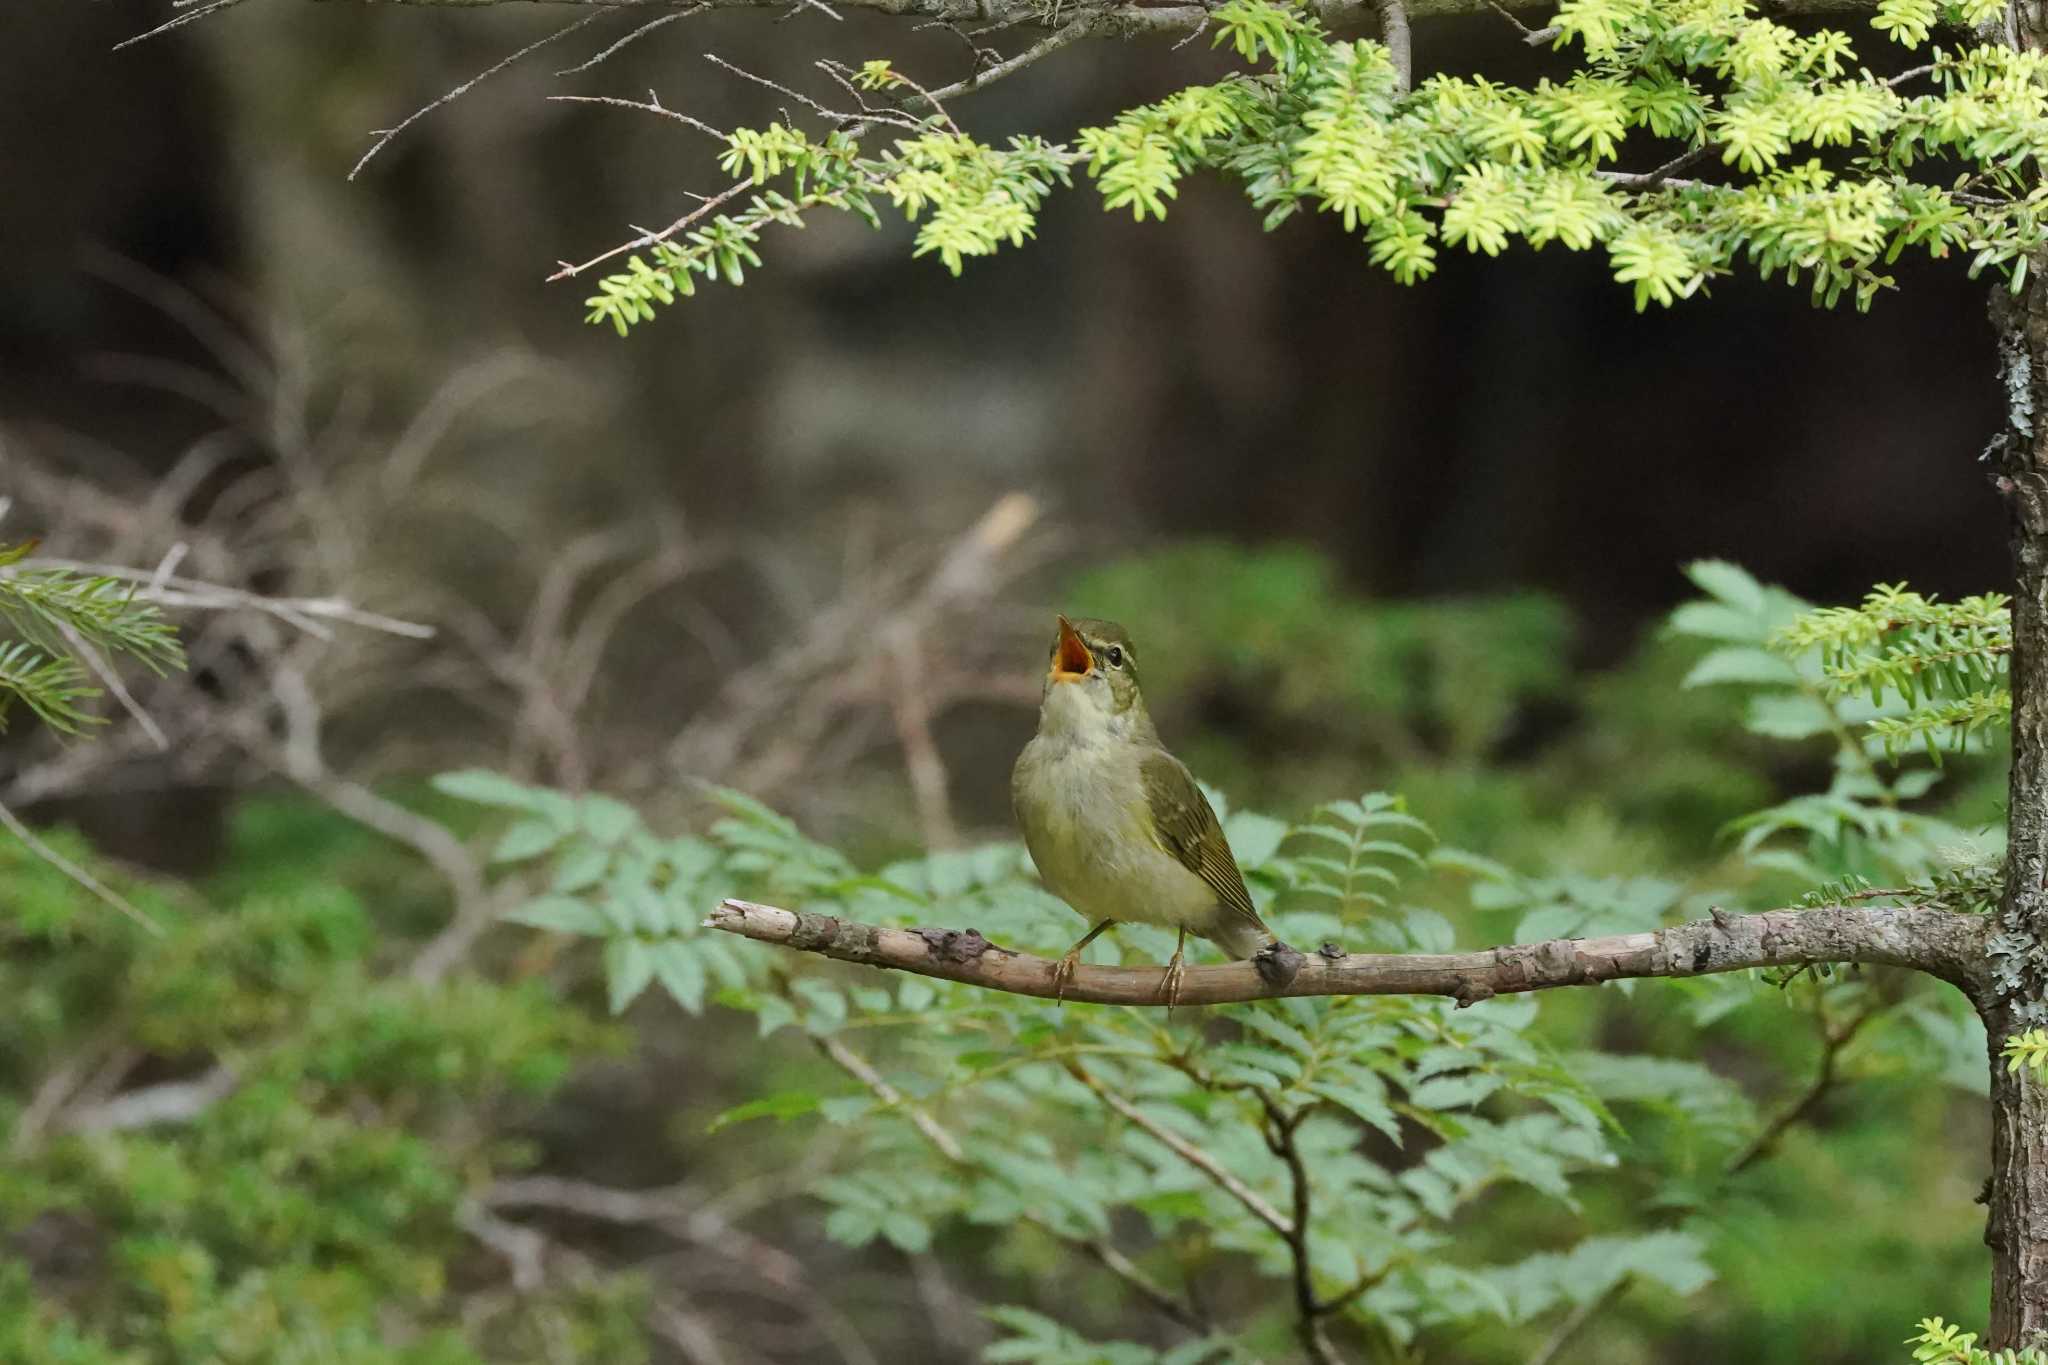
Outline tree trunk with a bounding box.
[1988,267,2048,1346]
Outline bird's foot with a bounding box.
[1051,947,1083,1004]
[1158,948,1188,1012]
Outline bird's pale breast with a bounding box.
[1012,733,1220,932]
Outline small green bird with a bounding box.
[1011,615,1303,1004]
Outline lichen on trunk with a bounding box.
[1986,262,2048,1345]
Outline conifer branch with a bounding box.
[188,0,1881,25]
[703,899,1993,1005]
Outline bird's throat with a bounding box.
[1037,678,1125,748]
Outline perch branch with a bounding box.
[703,900,1991,1005]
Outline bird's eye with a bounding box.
[1105,645,1124,668]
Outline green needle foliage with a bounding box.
[1772,582,2013,761]
[0,815,634,1365]
[0,543,184,735]
[587,0,2048,333]
[1908,1317,2048,1363]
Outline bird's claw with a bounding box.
[1051,948,1083,1005]
[1159,950,1187,1013]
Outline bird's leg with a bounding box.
[1052,919,1115,1003]
[1159,927,1189,1012]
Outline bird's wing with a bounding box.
[1138,748,1268,936]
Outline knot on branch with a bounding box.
[789,910,882,960]
[1451,974,1495,1008]
[1491,938,1585,990]
[1255,940,1307,988]
[916,926,995,963]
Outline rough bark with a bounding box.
[1987,244,2048,1345]
[704,898,1992,1006]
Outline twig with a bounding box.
[53,619,167,751]
[556,7,704,74]
[1066,1061,1295,1238]
[909,18,1093,108]
[113,0,250,51]
[817,1033,967,1160]
[16,558,437,639]
[1725,1004,1876,1174]
[350,12,608,181]
[1480,0,1557,44]
[0,796,163,936]
[705,51,855,122]
[1378,0,1412,93]
[650,1302,732,1365]
[1526,1279,1625,1365]
[64,1062,240,1131]
[1259,1097,1340,1365]
[541,11,1103,282]
[882,624,959,849]
[1526,1001,1877,1360]
[703,899,1993,1006]
[460,1200,550,1292]
[1602,142,1718,192]
[1312,1261,1398,1316]
[548,180,751,281]
[812,62,935,132]
[820,1038,1213,1333]
[482,1172,880,1363]
[547,92,728,140]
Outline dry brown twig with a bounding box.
[703,898,1993,1006]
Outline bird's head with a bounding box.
[1038,615,1152,743]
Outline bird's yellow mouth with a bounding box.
[1050,614,1093,683]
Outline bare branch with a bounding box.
[349,11,609,180]
[16,557,437,640]
[820,1036,1213,1334]
[114,0,251,51]
[1600,141,1719,192]
[1480,0,1558,45]
[143,0,1880,36]
[53,619,168,750]
[703,899,1992,1005]
[1066,1061,1295,1238]
[0,796,163,937]
[546,91,729,139]
[63,1063,239,1131]
[1257,1097,1340,1365]
[905,17,1094,109]
[1377,0,1412,93]
[1526,1280,1623,1365]
[1724,999,1877,1174]
[556,6,704,73]
[547,180,752,280]
[459,1200,551,1292]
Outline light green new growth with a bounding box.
[1908,1317,2048,1363]
[0,542,185,735]
[588,0,2048,332]
[2004,1027,2048,1079]
[1771,583,2012,761]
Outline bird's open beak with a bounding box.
[1049,614,1092,683]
